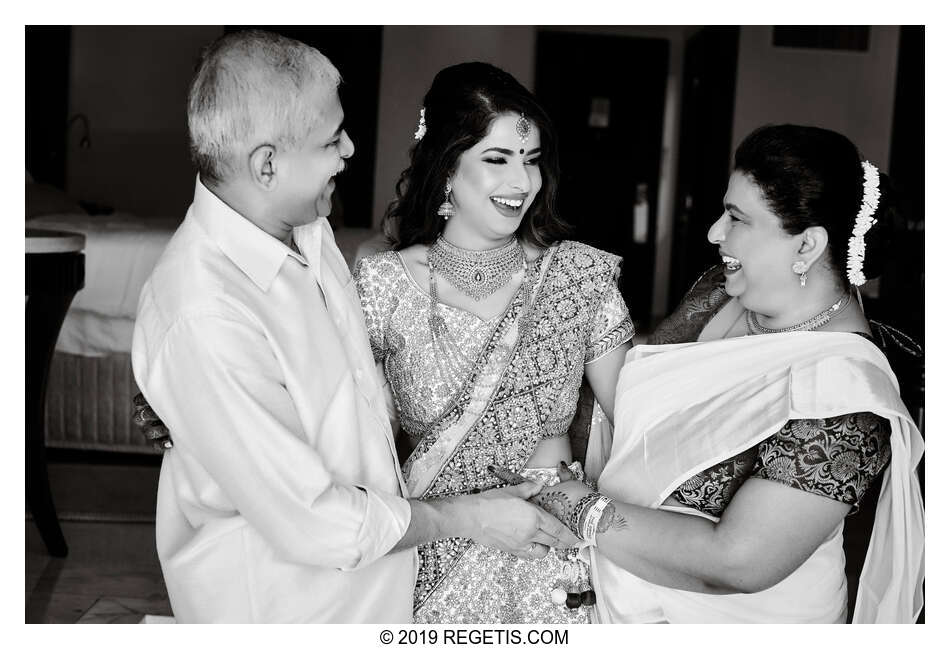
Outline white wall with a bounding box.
[65,26,224,216]
[372,26,536,229]
[732,26,900,171]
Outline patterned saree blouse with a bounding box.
[654,265,892,518]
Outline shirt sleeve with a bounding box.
[141,312,410,570]
[354,255,394,364]
[752,412,892,509]
[585,257,634,363]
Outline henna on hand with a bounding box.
[535,490,573,527]
[531,481,600,540]
[132,392,174,451]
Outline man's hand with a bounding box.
[461,480,578,560]
[132,392,173,451]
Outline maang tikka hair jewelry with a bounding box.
[429,236,524,301]
[515,113,532,145]
[437,183,454,219]
[792,260,808,288]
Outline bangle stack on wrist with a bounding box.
[569,491,613,546]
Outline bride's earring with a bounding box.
[437,183,454,220]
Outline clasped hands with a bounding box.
[486,464,598,553]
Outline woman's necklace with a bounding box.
[425,239,536,391]
[429,235,523,301]
[746,291,852,335]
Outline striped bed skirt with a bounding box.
[44,351,157,454]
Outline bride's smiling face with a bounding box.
[446,112,542,242]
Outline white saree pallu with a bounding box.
[589,332,924,623]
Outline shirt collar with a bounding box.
[292,215,352,289]
[190,176,308,292]
[292,218,326,280]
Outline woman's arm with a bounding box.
[595,477,850,593]
[536,473,850,594]
[583,342,630,424]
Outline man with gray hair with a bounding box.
[132,30,574,623]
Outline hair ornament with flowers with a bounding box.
[413,108,427,140]
[846,160,881,286]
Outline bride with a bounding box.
[353,61,633,623]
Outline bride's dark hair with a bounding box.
[384,62,571,250]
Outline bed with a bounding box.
[27,209,178,453]
[27,181,382,454]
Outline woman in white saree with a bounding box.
[529,125,924,623]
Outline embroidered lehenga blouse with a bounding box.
[355,241,634,623]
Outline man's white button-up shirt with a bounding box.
[132,178,415,623]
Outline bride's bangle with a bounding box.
[570,491,613,544]
[581,495,613,545]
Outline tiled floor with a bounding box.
[25,457,172,624]
[26,520,172,623]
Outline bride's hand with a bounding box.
[530,479,596,538]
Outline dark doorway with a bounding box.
[535,31,669,326]
[668,26,740,312]
[873,25,925,622]
[875,25,924,345]
[226,26,383,228]
[26,26,72,188]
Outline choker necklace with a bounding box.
[428,236,523,301]
[747,291,852,335]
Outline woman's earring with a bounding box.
[437,183,454,220]
[792,260,808,288]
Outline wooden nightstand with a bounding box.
[26,228,85,557]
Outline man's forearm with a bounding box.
[387,483,576,558]
[389,497,474,553]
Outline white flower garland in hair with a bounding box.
[413,108,427,140]
[846,161,881,286]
